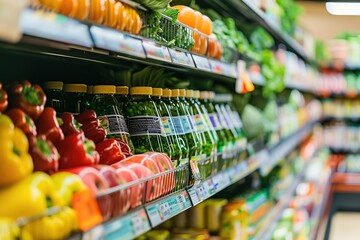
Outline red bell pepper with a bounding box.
[75,110,106,144]
[117,139,133,158]
[96,139,126,165]
[28,135,59,174]
[36,107,64,145]
[59,112,81,137]
[57,131,100,169]
[5,108,37,136]
[0,83,8,113]
[8,80,46,120]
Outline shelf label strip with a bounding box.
[90,26,145,58]
[143,41,172,62]
[20,8,93,48]
[168,48,195,67]
[102,209,150,240]
[192,54,211,71]
[146,190,191,227]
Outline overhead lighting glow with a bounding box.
[326,2,360,15]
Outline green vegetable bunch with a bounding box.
[133,0,171,11]
[276,0,302,35]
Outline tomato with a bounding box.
[93,165,130,217]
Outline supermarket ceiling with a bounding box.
[297,1,360,40]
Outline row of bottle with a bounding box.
[44,82,247,179]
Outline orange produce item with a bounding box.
[200,15,212,35]
[199,35,208,55]
[208,33,218,58]
[215,41,223,59]
[194,11,203,30]
[116,2,127,31]
[89,0,106,24]
[104,0,118,28]
[59,0,78,17]
[173,5,197,29]
[74,0,90,20]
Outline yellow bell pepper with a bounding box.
[0,114,33,187]
[0,172,61,219]
[51,172,87,206]
[23,207,78,240]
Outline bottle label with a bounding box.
[127,116,163,136]
[172,116,185,134]
[217,112,229,130]
[183,115,194,133]
[99,114,129,135]
[161,116,175,135]
[192,114,206,132]
[209,113,222,130]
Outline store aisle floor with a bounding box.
[329,212,360,240]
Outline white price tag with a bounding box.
[169,48,195,67]
[143,41,172,62]
[192,54,211,71]
[131,215,144,236]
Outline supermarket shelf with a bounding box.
[260,120,318,176]
[71,121,318,239]
[253,163,309,240]
[197,0,312,64]
[323,116,360,123]
[1,8,242,84]
[309,171,332,240]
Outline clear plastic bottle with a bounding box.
[125,87,172,160]
[90,85,135,154]
[187,90,217,179]
[200,91,233,170]
[115,86,129,110]
[162,89,190,166]
[152,88,183,167]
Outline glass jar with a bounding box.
[125,87,170,156]
[116,86,129,110]
[90,85,134,155]
[44,81,64,113]
[152,88,182,167]
[63,84,87,114]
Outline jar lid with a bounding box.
[87,85,94,94]
[186,89,193,98]
[179,89,186,97]
[63,84,87,93]
[193,90,200,99]
[163,89,172,98]
[93,85,116,94]
[44,81,63,90]
[171,89,180,97]
[116,86,129,95]
[130,86,152,95]
[208,91,215,99]
[152,88,163,97]
[200,91,209,100]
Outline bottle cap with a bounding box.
[171,89,180,97]
[186,89,193,98]
[152,88,163,97]
[163,89,172,98]
[193,90,200,99]
[116,86,129,95]
[130,86,152,95]
[179,89,186,97]
[200,91,209,100]
[44,81,63,90]
[63,84,87,93]
[93,85,116,94]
